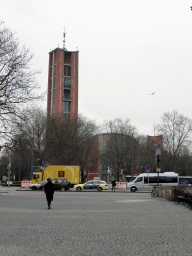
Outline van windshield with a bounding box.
[134,177,143,183]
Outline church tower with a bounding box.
[47,29,79,119]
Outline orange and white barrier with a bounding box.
[21,180,31,188]
[110,182,128,190]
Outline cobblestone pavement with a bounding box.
[0,187,192,256]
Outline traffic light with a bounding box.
[6,167,11,173]
[157,155,160,166]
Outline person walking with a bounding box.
[112,179,116,192]
[44,178,54,209]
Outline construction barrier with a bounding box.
[109,182,128,190]
[21,180,31,188]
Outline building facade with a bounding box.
[147,135,163,149]
[85,133,137,182]
[47,48,79,119]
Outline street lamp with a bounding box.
[107,166,111,183]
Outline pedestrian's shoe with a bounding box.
[48,206,50,209]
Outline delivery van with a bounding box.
[127,172,179,192]
[31,165,80,187]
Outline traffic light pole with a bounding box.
[7,158,12,188]
[157,155,160,186]
[156,148,161,186]
[8,168,10,188]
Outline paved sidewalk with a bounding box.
[0,189,192,256]
[0,186,149,193]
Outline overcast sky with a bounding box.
[1,0,192,136]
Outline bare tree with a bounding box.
[0,154,9,181]
[9,108,47,179]
[0,22,44,139]
[45,115,98,181]
[100,118,137,181]
[76,136,98,182]
[157,110,192,173]
[11,108,46,156]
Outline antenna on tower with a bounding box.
[63,25,67,50]
[153,123,156,136]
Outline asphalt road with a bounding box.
[0,187,192,256]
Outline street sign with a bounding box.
[107,166,111,174]
[156,168,161,173]
[146,165,150,173]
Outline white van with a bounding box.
[127,172,178,192]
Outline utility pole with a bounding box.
[31,128,34,176]
[107,166,111,183]
[131,133,134,181]
[7,158,12,188]
[5,144,11,188]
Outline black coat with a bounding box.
[44,181,54,201]
[112,180,116,187]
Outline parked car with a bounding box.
[41,178,70,192]
[74,180,108,192]
[29,180,47,190]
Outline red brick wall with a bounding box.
[70,52,78,118]
[147,135,163,149]
[47,49,79,119]
[54,49,61,116]
[86,135,99,180]
[47,53,52,117]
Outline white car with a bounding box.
[29,180,47,190]
[74,180,109,192]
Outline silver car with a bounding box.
[29,180,47,190]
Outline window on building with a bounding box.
[64,89,71,100]
[64,65,71,76]
[53,89,55,100]
[65,52,71,64]
[54,64,56,76]
[63,113,70,120]
[64,101,70,112]
[52,101,55,115]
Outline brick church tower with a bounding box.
[47,30,79,119]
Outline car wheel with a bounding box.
[131,187,137,192]
[98,187,102,192]
[76,187,82,192]
[32,187,37,190]
[61,187,66,192]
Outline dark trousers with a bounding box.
[112,186,115,192]
[46,194,53,206]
